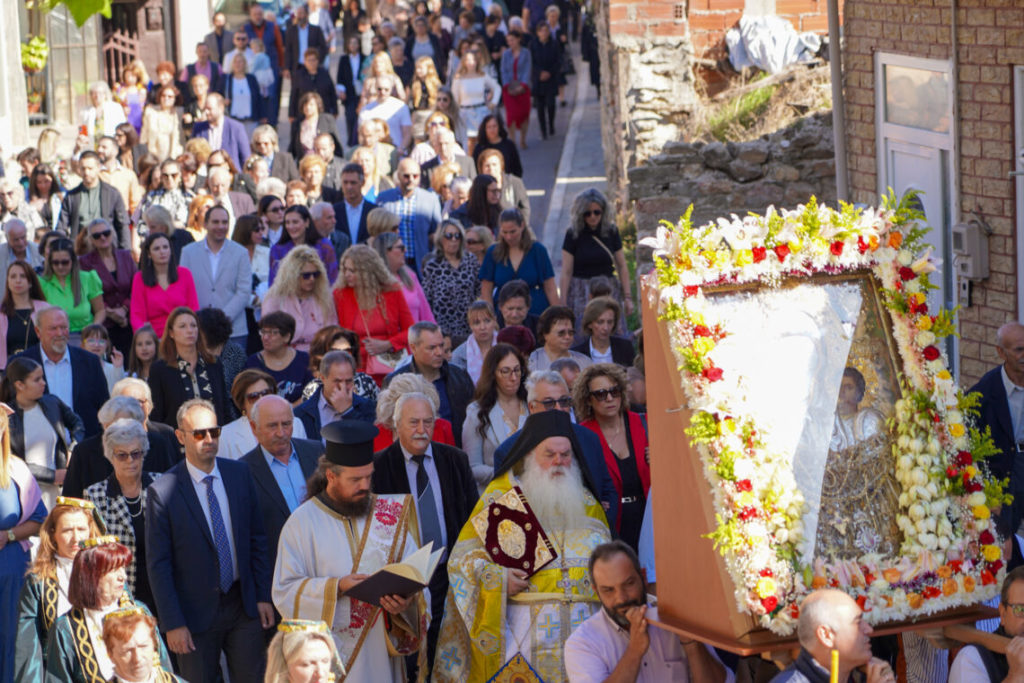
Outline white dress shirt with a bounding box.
[344,199,364,245]
[185,459,239,583]
[399,442,447,549]
[203,239,225,281]
[41,347,73,409]
[589,340,614,365]
[1002,366,1024,445]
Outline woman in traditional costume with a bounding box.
[100,607,185,683]
[264,619,346,683]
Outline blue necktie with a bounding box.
[203,475,234,593]
[411,455,444,554]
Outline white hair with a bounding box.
[309,202,333,221]
[393,391,436,424]
[102,418,149,463]
[257,177,287,200]
[526,371,568,403]
[3,218,27,235]
[112,377,153,404]
[98,396,145,427]
[249,393,291,424]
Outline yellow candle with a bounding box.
[830,649,839,683]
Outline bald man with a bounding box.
[970,323,1024,533]
[375,157,442,272]
[771,589,894,683]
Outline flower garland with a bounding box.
[642,193,1010,634]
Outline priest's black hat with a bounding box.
[493,410,599,498]
[322,420,379,467]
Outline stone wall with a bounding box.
[630,112,837,268]
[842,0,1021,385]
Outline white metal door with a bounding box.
[1014,66,1024,317]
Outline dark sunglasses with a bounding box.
[443,232,462,241]
[584,209,603,218]
[300,271,321,280]
[245,388,274,402]
[465,238,481,245]
[185,427,221,440]
[590,387,622,401]
[112,449,145,462]
[535,397,573,410]
[51,259,72,266]
[554,329,574,337]
[390,244,406,252]
[90,230,112,240]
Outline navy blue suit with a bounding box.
[145,457,271,680]
[294,387,376,437]
[15,345,109,438]
[332,199,376,246]
[492,422,619,530]
[191,116,252,171]
[969,366,1021,530]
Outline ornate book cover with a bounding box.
[471,486,557,578]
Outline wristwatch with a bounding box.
[6,529,14,543]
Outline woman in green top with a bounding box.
[38,239,105,344]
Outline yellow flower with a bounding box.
[736,491,755,508]
[973,505,991,520]
[949,423,965,438]
[755,576,777,599]
[734,250,753,267]
[692,337,715,356]
[982,544,1002,562]
[719,418,737,434]
[913,292,926,305]
[917,316,933,331]
[788,239,802,253]
[937,370,952,381]
[965,465,979,479]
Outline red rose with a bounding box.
[922,586,941,599]
[738,506,757,521]
[982,570,997,586]
[774,244,791,262]
[863,571,875,585]
[980,530,996,545]
[989,560,1004,573]
[693,325,712,338]
[946,466,959,478]
[788,603,800,618]
[760,596,778,613]
[830,241,845,256]
[857,236,869,254]
[855,595,868,611]
[948,560,963,573]
[966,481,983,493]
[956,451,973,466]
[703,366,724,382]
[923,346,941,361]
[736,479,753,492]
[899,266,916,281]
[759,568,774,577]
[684,285,699,297]
[752,246,767,263]
[914,302,929,315]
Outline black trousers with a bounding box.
[534,92,557,136]
[174,583,266,683]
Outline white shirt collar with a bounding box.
[1002,366,1024,395]
[42,346,71,365]
[185,459,221,486]
[399,442,433,463]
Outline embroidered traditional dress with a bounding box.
[272,493,428,682]
[432,470,611,683]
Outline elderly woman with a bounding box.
[81,81,128,146]
[265,619,346,683]
[421,220,479,338]
[15,498,102,681]
[461,343,528,492]
[464,224,493,263]
[219,369,308,461]
[373,232,435,325]
[83,419,159,614]
[79,218,137,357]
[301,326,379,403]
[373,373,455,451]
[528,306,592,372]
[102,608,186,682]
[244,312,314,404]
[140,204,194,262]
[45,537,171,683]
[262,246,339,352]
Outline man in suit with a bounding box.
[206,166,255,231]
[203,12,234,65]
[289,49,338,119]
[0,219,43,299]
[492,370,620,529]
[17,307,109,438]
[385,322,474,448]
[376,158,441,273]
[336,36,365,147]
[420,127,476,189]
[181,42,223,103]
[240,395,321,578]
[295,350,376,438]
[283,3,328,76]
[146,398,274,682]
[179,205,252,349]
[333,163,375,245]
[970,322,1024,533]
[191,93,251,171]
[56,151,130,247]
[371,391,478,673]
[251,125,299,183]
[310,202,350,261]
[316,133,346,190]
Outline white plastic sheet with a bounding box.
[726,15,823,74]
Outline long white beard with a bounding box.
[518,456,590,534]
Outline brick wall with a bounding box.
[843,0,1022,386]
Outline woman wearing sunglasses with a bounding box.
[573,362,649,551]
[147,307,231,428]
[262,246,337,353]
[1,357,85,510]
[38,238,105,346]
[421,220,480,338]
[372,232,436,326]
[527,305,591,373]
[83,418,160,613]
[79,218,137,358]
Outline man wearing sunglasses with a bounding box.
[947,565,1024,682]
[147,398,275,681]
[490,369,619,529]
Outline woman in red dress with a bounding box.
[499,30,532,149]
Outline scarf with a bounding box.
[176,356,214,403]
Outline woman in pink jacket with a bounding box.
[129,233,198,336]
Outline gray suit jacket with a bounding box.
[0,243,43,299]
[179,239,252,338]
[203,29,235,65]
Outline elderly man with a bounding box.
[420,128,476,188]
[376,158,441,273]
[191,93,251,170]
[493,370,619,527]
[372,392,478,673]
[358,75,413,151]
[273,420,427,681]
[771,590,894,683]
[205,166,255,233]
[0,179,44,234]
[433,409,612,682]
[314,133,346,189]
[295,351,376,437]
[310,202,350,260]
[950,566,1024,681]
[0,219,43,298]
[970,323,1024,534]
[565,541,731,683]
[56,151,130,246]
[251,125,299,182]
[385,322,473,447]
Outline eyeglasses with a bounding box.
[465,238,481,246]
[259,328,283,337]
[300,271,321,280]
[90,229,112,240]
[245,388,274,402]
[51,259,72,267]
[112,449,145,462]
[185,427,221,440]
[268,206,284,213]
[534,396,573,410]
[1007,603,1024,617]
[554,329,574,337]
[584,209,603,218]
[497,366,522,377]
[443,232,462,241]
[590,387,622,402]
[390,244,406,252]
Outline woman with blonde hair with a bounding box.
[184,194,215,241]
[349,146,394,203]
[36,129,62,167]
[332,245,414,385]
[15,497,100,681]
[410,56,442,139]
[262,246,339,352]
[373,372,455,451]
[365,207,401,248]
[452,48,499,156]
[361,52,407,105]
[264,619,345,683]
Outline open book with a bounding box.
[343,542,444,608]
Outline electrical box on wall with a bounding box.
[952,221,990,281]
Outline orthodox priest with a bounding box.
[432,410,612,682]
[272,420,428,682]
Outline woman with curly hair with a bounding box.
[262,246,338,352]
[574,362,649,549]
[301,326,379,402]
[333,245,414,385]
[269,205,338,285]
[461,343,528,492]
[559,187,633,335]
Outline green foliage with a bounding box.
[26,0,111,27]
[707,82,779,142]
[931,308,958,338]
[686,411,719,444]
[705,514,742,553]
[799,196,821,238]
